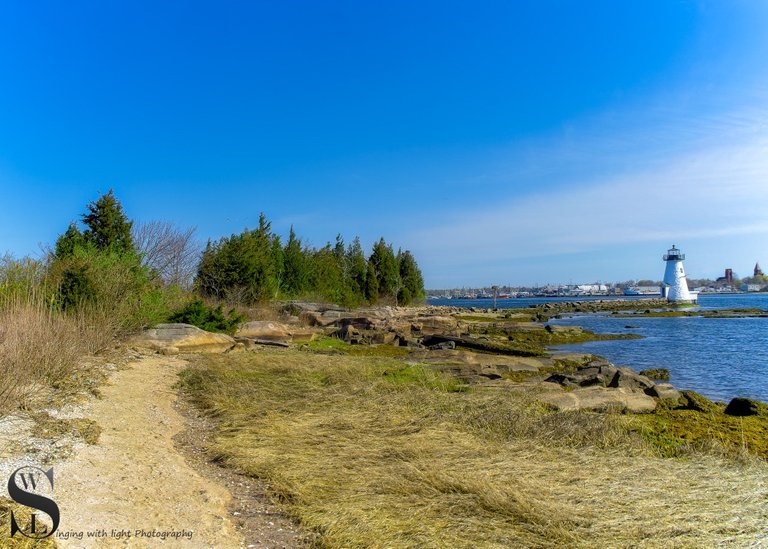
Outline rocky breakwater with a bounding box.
[538,358,679,413]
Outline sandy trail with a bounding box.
[54,355,243,548]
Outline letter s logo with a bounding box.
[7,466,60,539]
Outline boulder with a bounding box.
[645,383,681,401]
[337,324,362,344]
[539,386,657,413]
[428,341,456,351]
[724,397,768,417]
[236,321,292,341]
[544,364,618,388]
[299,311,336,327]
[678,390,720,413]
[416,315,460,335]
[639,368,670,381]
[130,323,235,353]
[608,368,655,391]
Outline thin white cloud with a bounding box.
[410,133,768,280]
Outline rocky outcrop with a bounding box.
[236,321,292,341]
[645,383,681,401]
[724,397,768,417]
[539,386,657,413]
[130,323,235,353]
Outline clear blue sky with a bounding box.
[2,1,768,287]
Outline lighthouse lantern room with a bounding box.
[661,245,698,303]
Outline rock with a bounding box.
[478,366,503,379]
[129,323,235,353]
[678,390,720,413]
[639,368,670,381]
[236,321,292,341]
[544,364,618,388]
[338,317,379,331]
[299,311,336,327]
[337,324,362,344]
[724,397,768,417]
[160,346,179,356]
[428,341,456,351]
[371,331,397,345]
[645,383,681,401]
[416,315,460,335]
[539,386,657,413]
[608,368,655,391]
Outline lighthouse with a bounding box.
[661,245,698,303]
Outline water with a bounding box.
[430,294,768,402]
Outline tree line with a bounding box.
[196,214,424,306]
[51,190,425,311]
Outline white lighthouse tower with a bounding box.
[661,245,697,303]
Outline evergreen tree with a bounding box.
[54,223,87,258]
[397,250,425,305]
[364,258,379,303]
[81,189,134,254]
[346,236,367,300]
[282,227,309,296]
[309,244,344,304]
[369,238,399,301]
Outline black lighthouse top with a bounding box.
[663,245,685,261]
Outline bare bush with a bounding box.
[133,221,201,288]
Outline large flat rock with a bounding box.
[236,320,292,341]
[129,323,235,353]
[539,386,657,413]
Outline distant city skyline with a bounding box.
[2,1,768,287]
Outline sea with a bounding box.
[427,294,768,403]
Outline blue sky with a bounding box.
[2,1,768,287]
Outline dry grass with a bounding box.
[0,293,116,416]
[181,350,768,547]
[0,497,57,548]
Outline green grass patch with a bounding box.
[627,407,768,459]
[301,336,411,357]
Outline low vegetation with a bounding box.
[0,498,57,548]
[0,189,426,417]
[179,349,768,547]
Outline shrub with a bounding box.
[169,299,246,334]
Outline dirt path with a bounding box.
[54,355,244,548]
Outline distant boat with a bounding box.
[624,286,661,296]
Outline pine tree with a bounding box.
[369,238,399,301]
[54,223,87,258]
[282,226,309,296]
[397,250,425,305]
[81,189,134,254]
[346,236,367,300]
[364,258,379,303]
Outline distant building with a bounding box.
[725,268,733,284]
[741,283,763,292]
[755,262,763,277]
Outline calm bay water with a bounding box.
[428,294,768,402]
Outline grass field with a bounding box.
[180,348,768,547]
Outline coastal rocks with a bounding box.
[544,364,618,388]
[639,368,671,381]
[415,315,460,335]
[645,383,681,401]
[608,368,655,391]
[678,391,721,413]
[724,397,768,417]
[129,323,235,353]
[543,363,654,392]
[539,386,657,413]
[428,341,456,351]
[236,321,292,341]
